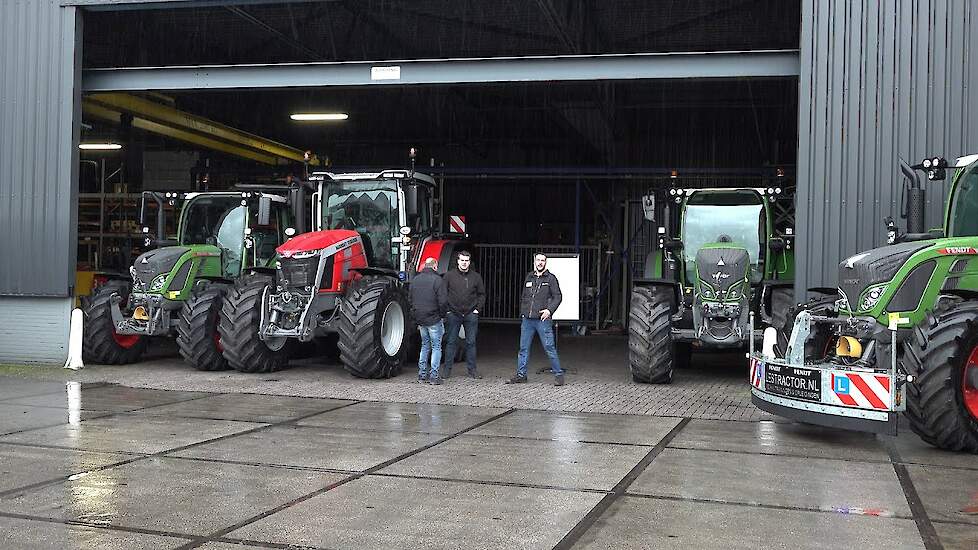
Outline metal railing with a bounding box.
[472,244,602,326]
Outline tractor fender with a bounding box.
[416,237,471,275]
[632,278,682,314]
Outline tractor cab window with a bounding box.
[215,205,247,276]
[323,180,398,269]
[248,201,292,268]
[681,191,765,284]
[948,164,978,237]
[411,184,433,235]
[179,195,244,247]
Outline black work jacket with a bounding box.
[443,269,486,315]
[410,268,447,326]
[519,270,562,319]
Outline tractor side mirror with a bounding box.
[404,183,420,223]
[154,239,178,247]
[257,196,272,226]
[769,238,786,253]
[663,238,684,252]
[641,194,655,222]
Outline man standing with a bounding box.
[410,258,447,384]
[442,250,486,379]
[507,253,565,386]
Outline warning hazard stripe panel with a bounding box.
[832,372,891,410]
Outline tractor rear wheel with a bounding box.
[628,285,678,384]
[903,301,978,452]
[82,280,148,364]
[177,284,228,371]
[218,275,290,373]
[337,276,412,379]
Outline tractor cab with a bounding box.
[679,189,767,286]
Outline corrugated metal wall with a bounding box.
[796,0,978,294]
[0,0,81,297]
[0,298,73,364]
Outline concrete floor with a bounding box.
[0,374,975,549]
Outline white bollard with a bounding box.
[63,308,85,370]
[761,326,778,359]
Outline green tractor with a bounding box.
[629,185,794,383]
[750,154,978,452]
[82,187,298,370]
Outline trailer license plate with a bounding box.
[764,364,821,401]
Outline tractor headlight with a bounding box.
[149,274,168,292]
[859,284,887,312]
[699,281,715,299]
[726,281,746,301]
[291,249,323,259]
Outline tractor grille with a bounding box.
[278,255,323,290]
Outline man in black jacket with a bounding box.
[506,253,565,386]
[410,258,448,384]
[442,250,486,379]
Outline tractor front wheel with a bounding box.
[903,301,978,453]
[82,280,148,364]
[177,284,229,371]
[218,275,290,373]
[337,276,413,379]
[628,285,678,384]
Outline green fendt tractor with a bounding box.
[629,186,794,383]
[750,154,978,452]
[82,188,298,370]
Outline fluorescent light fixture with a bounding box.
[79,142,122,150]
[290,113,348,121]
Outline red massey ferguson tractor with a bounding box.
[218,169,468,378]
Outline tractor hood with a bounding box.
[277,229,360,258]
[695,244,750,298]
[837,241,931,311]
[132,246,190,284]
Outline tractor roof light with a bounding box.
[670,169,678,179]
[775,187,782,194]
[923,158,933,168]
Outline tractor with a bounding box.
[750,154,978,452]
[628,185,794,383]
[218,167,468,377]
[82,186,300,370]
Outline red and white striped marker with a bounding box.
[829,372,892,410]
[449,215,466,233]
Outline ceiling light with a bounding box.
[290,113,348,121]
[79,143,122,150]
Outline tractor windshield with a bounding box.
[681,191,765,284]
[323,180,399,269]
[947,162,978,237]
[179,195,249,276]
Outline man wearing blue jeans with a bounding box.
[410,258,448,384]
[442,250,486,379]
[507,253,565,386]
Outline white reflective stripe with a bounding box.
[863,374,892,407]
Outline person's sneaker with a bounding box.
[467,370,484,379]
[554,374,565,386]
[418,376,428,384]
[429,377,443,385]
[505,375,528,384]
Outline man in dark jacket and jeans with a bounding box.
[442,250,486,379]
[410,258,448,384]
[507,253,565,386]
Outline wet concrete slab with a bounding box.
[576,495,924,550]
[906,464,978,526]
[0,403,111,436]
[629,447,911,517]
[888,430,978,471]
[298,401,508,434]
[3,385,212,413]
[0,415,264,454]
[933,521,978,550]
[468,410,681,445]
[197,543,269,549]
[669,419,891,462]
[0,516,186,549]
[0,457,343,535]
[227,475,603,550]
[0,378,73,401]
[0,444,130,494]
[132,393,355,423]
[171,424,443,472]
[381,434,649,490]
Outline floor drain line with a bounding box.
[885,440,943,550]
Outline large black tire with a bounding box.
[337,276,412,379]
[82,280,148,364]
[176,284,229,371]
[628,285,677,384]
[218,275,290,373]
[902,301,978,453]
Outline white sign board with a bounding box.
[545,254,580,321]
[371,66,401,80]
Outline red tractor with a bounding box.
[218,168,468,378]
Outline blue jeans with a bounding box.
[443,311,479,374]
[418,320,445,379]
[517,317,562,378]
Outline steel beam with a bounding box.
[82,50,800,92]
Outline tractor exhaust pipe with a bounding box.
[900,159,925,234]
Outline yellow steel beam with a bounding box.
[82,101,281,165]
[86,92,320,165]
